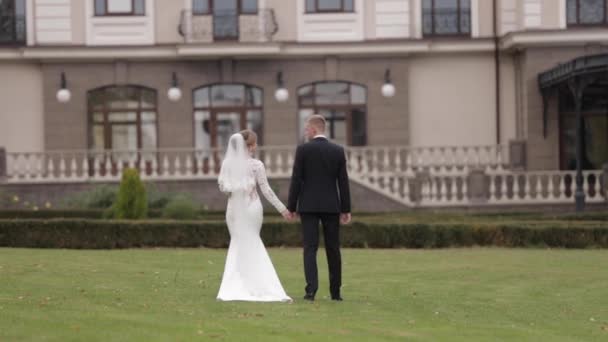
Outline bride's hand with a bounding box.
[281,210,292,220]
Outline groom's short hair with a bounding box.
[307,114,326,131]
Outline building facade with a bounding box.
[0,0,607,210]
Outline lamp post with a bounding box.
[274,71,289,102]
[167,72,182,102]
[56,72,71,103]
[382,68,395,98]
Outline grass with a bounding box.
[1,248,608,341]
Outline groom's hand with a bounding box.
[340,213,351,225]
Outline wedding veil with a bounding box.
[218,133,255,193]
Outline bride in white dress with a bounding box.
[216,130,292,302]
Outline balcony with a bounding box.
[0,13,26,46]
[178,9,278,43]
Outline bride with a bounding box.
[216,129,292,302]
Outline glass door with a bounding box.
[0,0,26,45]
[213,0,238,40]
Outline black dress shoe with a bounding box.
[331,296,343,301]
[303,294,315,301]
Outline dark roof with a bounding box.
[538,53,608,90]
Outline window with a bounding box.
[305,0,354,13]
[192,0,258,15]
[88,86,157,152]
[422,0,470,36]
[0,0,26,45]
[298,82,367,146]
[193,84,263,151]
[567,0,608,26]
[94,0,145,16]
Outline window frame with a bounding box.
[297,81,367,146]
[567,0,608,27]
[192,0,258,16]
[422,0,471,37]
[87,85,158,152]
[94,0,146,17]
[0,0,27,46]
[304,0,355,14]
[192,83,265,148]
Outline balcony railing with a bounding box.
[3,145,606,208]
[178,9,278,43]
[0,14,26,45]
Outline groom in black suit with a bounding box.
[287,114,351,302]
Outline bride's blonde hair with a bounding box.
[239,129,257,148]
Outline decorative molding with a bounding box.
[34,0,72,44]
[297,0,364,42]
[523,0,542,28]
[375,0,411,39]
[85,0,155,46]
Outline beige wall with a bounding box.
[71,0,86,45]
[478,0,496,37]
[41,58,409,150]
[541,0,564,29]
[408,53,497,147]
[155,0,183,44]
[0,63,44,152]
[268,0,297,42]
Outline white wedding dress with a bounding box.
[216,134,292,302]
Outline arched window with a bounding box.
[193,83,263,150]
[298,81,367,146]
[88,85,157,152]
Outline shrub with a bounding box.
[161,195,199,220]
[2,219,608,249]
[146,183,179,210]
[61,185,118,209]
[112,168,147,219]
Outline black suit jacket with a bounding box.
[287,137,351,214]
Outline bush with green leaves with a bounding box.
[112,168,147,220]
[2,219,608,249]
[145,183,180,210]
[161,195,199,220]
[61,184,118,209]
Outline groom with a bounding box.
[287,114,351,302]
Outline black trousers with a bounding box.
[300,213,341,297]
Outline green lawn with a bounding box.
[1,248,608,341]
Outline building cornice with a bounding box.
[2,29,607,62]
[500,28,608,50]
[0,39,498,62]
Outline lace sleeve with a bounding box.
[253,160,287,214]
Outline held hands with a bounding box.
[340,213,352,225]
[281,210,295,221]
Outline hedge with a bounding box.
[1,219,607,249]
[2,210,607,222]
[0,210,227,220]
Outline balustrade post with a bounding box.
[467,167,488,204]
[0,147,6,182]
[508,139,526,171]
